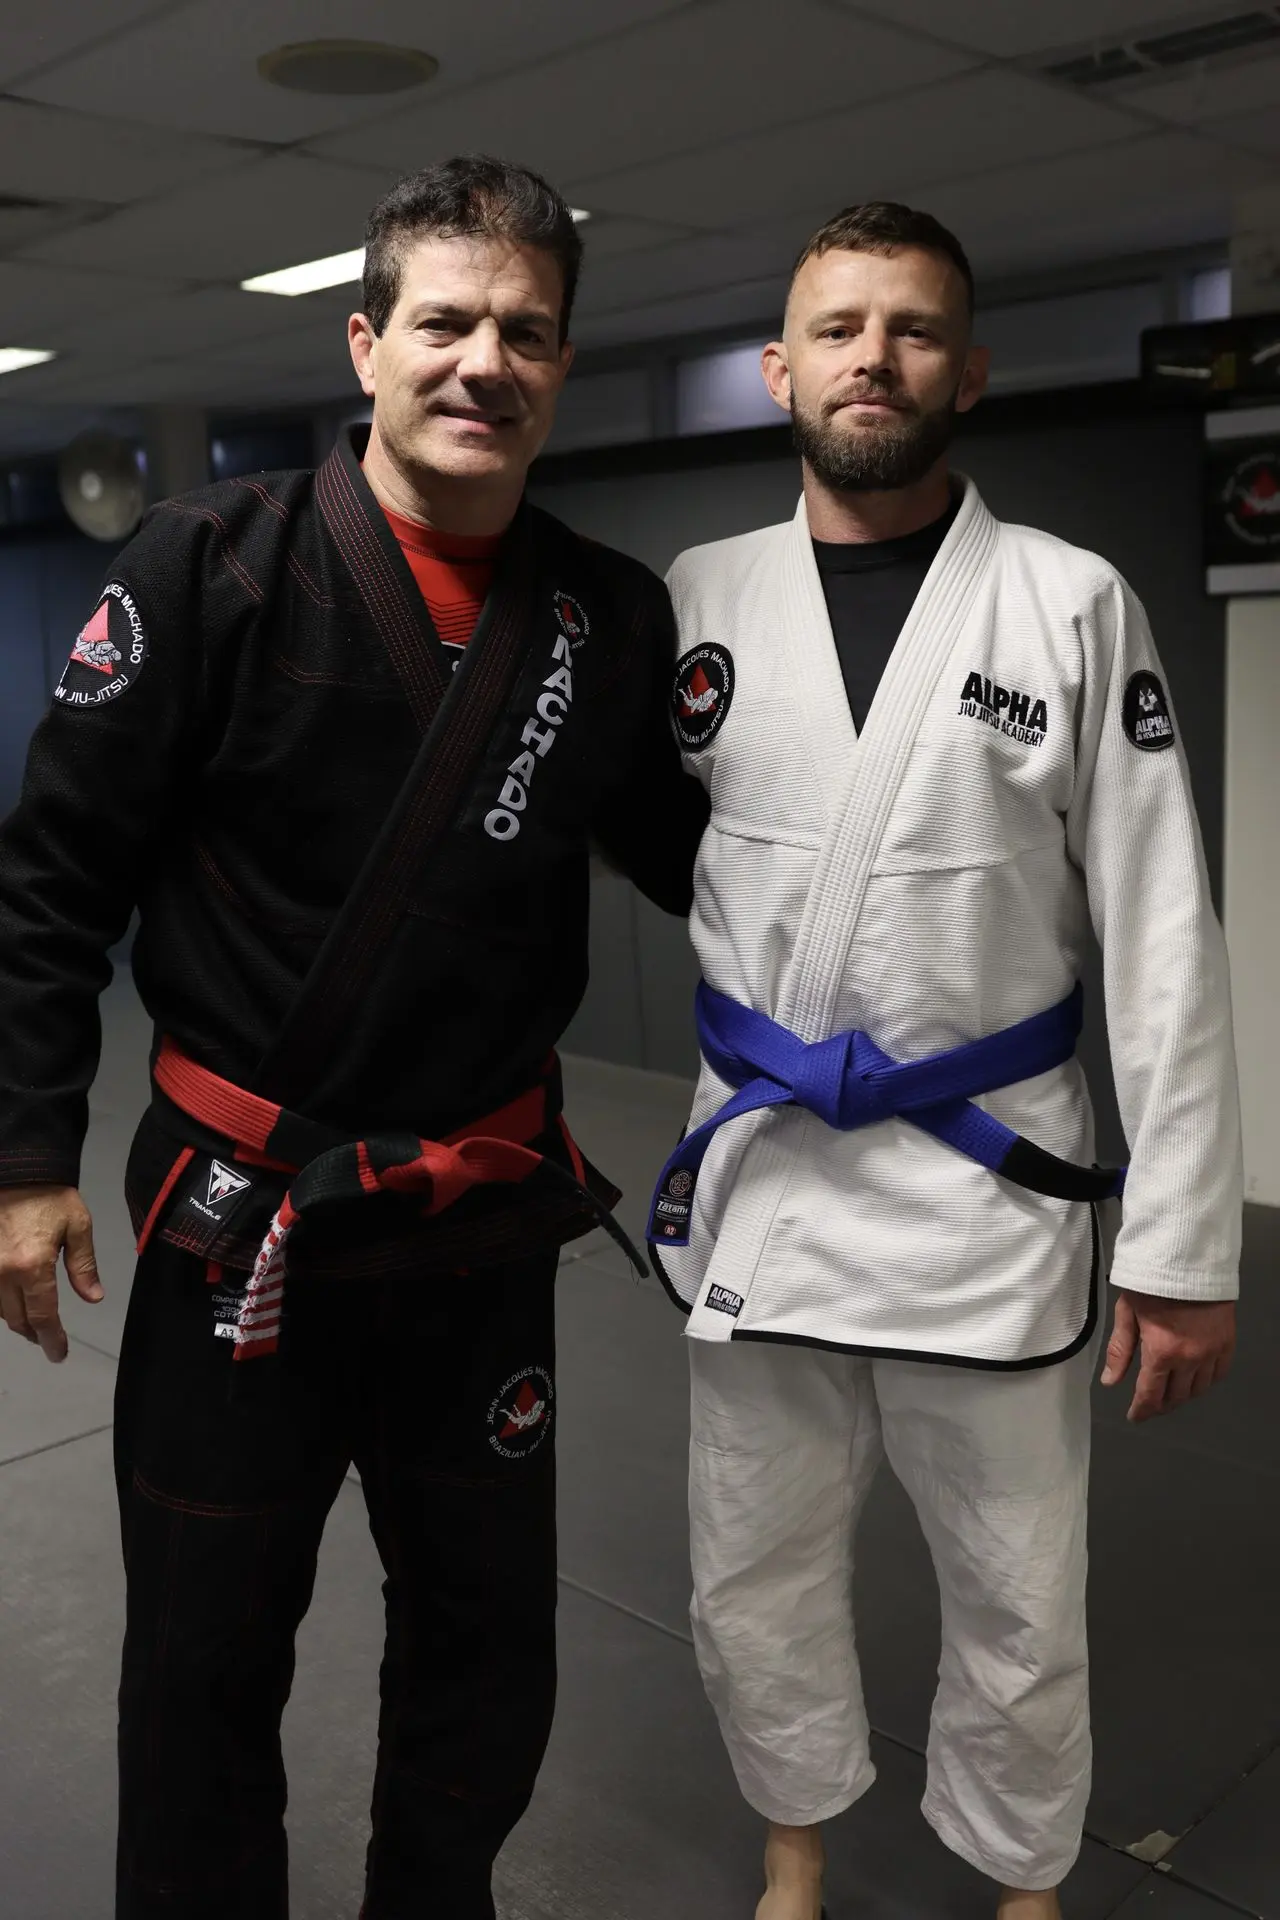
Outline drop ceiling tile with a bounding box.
[41,283,352,359]
[846,0,1240,60]
[18,152,395,282]
[578,215,706,260]
[196,319,355,378]
[15,0,692,145]
[1130,49,1280,124]
[1205,104,1280,158]
[573,274,790,350]
[0,261,182,344]
[0,0,169,90]
[919,132,1273,282]
[575,231,800,321]
[572,65,1147,229]
[0,97,247,205]
[310,0,972,182]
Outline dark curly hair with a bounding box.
[363,154,583,341]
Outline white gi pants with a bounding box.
[688,1332,1097,1891]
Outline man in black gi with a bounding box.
[0,155,707,1920]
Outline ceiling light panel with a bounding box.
[0,347,56,376]
[242,212,589,296]
[242,248,365,296]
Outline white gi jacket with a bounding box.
[658,478,1242,1367]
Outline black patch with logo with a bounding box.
[169,1155,258,1244]
[672,643,734,752]
[1122,671,1176,753]
[705,1284,744,1319]
[54,582,149,708]
[487,1365,554,1460]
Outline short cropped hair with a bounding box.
[791,201,975,314]
[362,154,584,340]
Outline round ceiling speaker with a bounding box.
[258,40,439,95]
[58,431,145,542]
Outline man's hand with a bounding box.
[0,1185,103,1364]
[1101,1289,1236,1423]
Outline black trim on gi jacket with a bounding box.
[0,428,708,1274]
[257,430,545,1109]
[650,1205,1102,1372]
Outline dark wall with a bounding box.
[0,532,122,818]
[532,404,1223,1166]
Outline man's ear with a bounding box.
[348,313,378,399]
[957,342,990,416]
[761,340,792,414]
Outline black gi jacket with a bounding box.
[0,428,707,1274]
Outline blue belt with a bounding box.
[646,981,1126,1248]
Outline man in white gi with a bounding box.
[647,203,1241,1920]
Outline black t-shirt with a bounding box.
[813,496,960,731]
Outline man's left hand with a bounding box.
[1100,1290,1236,1423]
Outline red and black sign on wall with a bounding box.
[1205,411,1280,595]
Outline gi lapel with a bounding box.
[779,477,999,1041]
[691,478,1001,1332]
[316,426,452,733]
[775,495,860,824]
[255,436,543,1110]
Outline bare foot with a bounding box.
[756,1823,825,1920]
[997,1890,1062,1920]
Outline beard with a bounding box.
[791,378,958,493]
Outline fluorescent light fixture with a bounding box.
[242,212,589,298]
[0,347,56,376]
[241,247,365,297]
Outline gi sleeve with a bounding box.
[0,511,206,1189]
[589,571,710,916]
[1065,570,1242,1302]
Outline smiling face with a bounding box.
[763,244,987,494]
[349,232,574,504]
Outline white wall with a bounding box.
[1224,596,1280,1207]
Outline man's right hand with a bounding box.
[0,1185,104,1364]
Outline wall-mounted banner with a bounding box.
[1205,405,1280,597]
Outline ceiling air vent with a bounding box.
[1041,5,1280,88]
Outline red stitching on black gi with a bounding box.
[284,553,335,607]
[133,1469,275,1520]
[231,479,334,604]
[269,650,379,691]
[194,842,323,938]
[230,477,286,519]
[159,501,265,604]
[316,455,442,731]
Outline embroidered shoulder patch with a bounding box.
[1122,671,1175,753]
[672,643,734,752]
[54,583,149,708]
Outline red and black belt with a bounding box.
[140,1040,647,1360]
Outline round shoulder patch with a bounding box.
[1122,670,1175,753]
[54,583,148,708]
[672,643,734,752]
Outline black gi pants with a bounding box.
[112,1237,560,1920]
